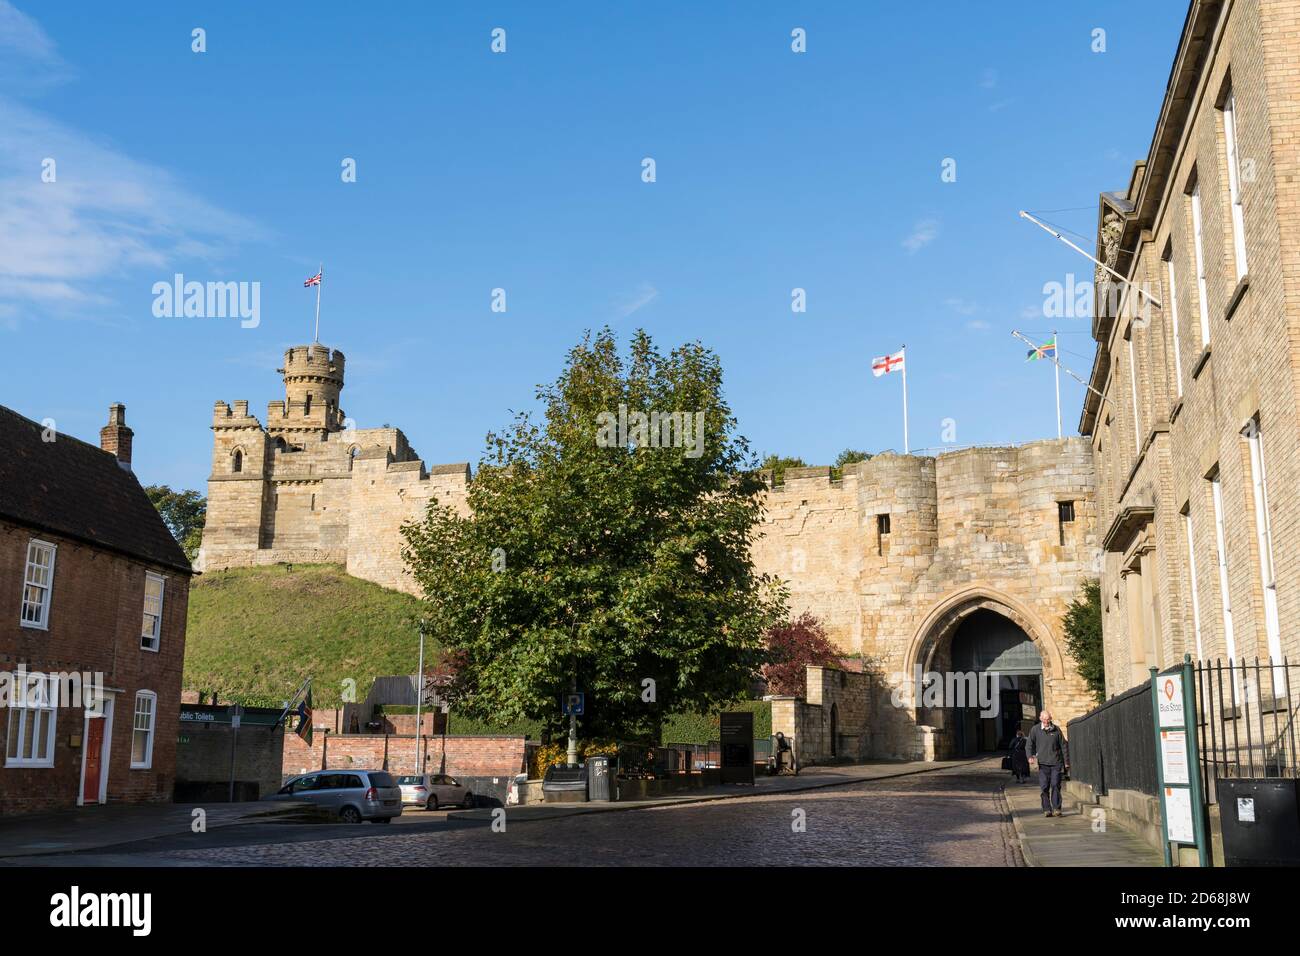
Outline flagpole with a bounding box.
[1053,330,1062,440]
[901,345,910,454]
[313,263,322,343]
[1018,210,1161,309]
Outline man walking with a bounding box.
[1027,709,1070,817]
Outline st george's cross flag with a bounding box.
[872,349,906,377]
[304,270,322,288]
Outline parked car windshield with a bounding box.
[366,772,397,787]
[396,776,424,785]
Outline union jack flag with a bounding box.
[304,270,322,288]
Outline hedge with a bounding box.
[661,700,771,744]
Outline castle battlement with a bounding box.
[197,343,472,592]
[197,340,1100,761]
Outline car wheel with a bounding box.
[462,792,475,808]
[339,806,362,825]
[426,797,438,811]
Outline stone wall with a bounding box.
[752,441,1099,757]
[198,347,1100,763]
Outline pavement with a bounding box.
[445,757,978,823]
[0,800,324,859]
[0,759,973,863]
[0,758,1162,866]
[1003,774,1161,866]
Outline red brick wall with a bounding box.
[282,733,526,780]
[0,519,191,814]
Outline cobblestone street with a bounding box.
[147,762,1023,867]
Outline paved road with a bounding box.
[22,761,1023,867]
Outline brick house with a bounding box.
[0,403,193,814]
[1083,0,1300,694]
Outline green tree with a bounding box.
[144,485,206,562]
[402,328,788,743]
[1063,578,1105,704]
[831,448,872,480]
[760,453,807,484]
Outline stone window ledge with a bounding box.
[1224,275,1250,322]
[1191,345,1211,380]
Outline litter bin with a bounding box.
[541,763,588,803]
[587,755,612,802]
[1218,778,1300,866]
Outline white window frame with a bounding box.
[1243,423,1282,680]
[140,572,166,653]
[1223,89,1249,280]
[1183,509,1203,659]
[20,539,57,630]
[1127,338,1142,455]
[4,674,57,768]
[131,690,157,770]
[1164,251,1184,396]
[1190,182,1211,347]
[1209,474,1239,694]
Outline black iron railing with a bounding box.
[1195,657,1300,805]
[1067,679,1158,797]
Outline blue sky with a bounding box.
[1,1,1188,491]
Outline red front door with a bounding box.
[83,718,105,803]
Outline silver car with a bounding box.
[397,773,475,810]
[269,770,403,823]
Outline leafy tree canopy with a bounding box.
[144,485,206,562]
[762,612,841,697]
[760,454,807,485]
[1063,578,1105,704]
[402,328,788,742]
[831,448,872,480]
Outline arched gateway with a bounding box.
[907,589,1067,758]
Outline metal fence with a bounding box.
[1067,679,1158,797]
[1196,657,1300,805]
[1069,657,1300,806]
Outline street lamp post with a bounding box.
[413,627,425,775]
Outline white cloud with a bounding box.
[944,297,979,316]
[612,281,659,320]
[966,319,991,332]
[0,1,72,90]
[902,220,939,254]
[0,4,265,328]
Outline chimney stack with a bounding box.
[100,403,133,471]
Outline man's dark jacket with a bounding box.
[1026,722,1069,766]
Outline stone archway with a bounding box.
[904,587,1071,758]
[906,587,1065,682]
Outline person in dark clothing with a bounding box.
[1026,709,1070,816]
[1009,728,1030,783]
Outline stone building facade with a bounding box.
[196,343,470,593]
[1082,0,1300,698]
[198,343,1103,762]
[200,348,1100,763]
[754,443,1099,759]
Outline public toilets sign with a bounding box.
[1149,659,1209,867]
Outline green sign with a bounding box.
[1149,656,1210,867]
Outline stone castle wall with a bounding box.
[753,440,1099,757]
[199,348,1101,760]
